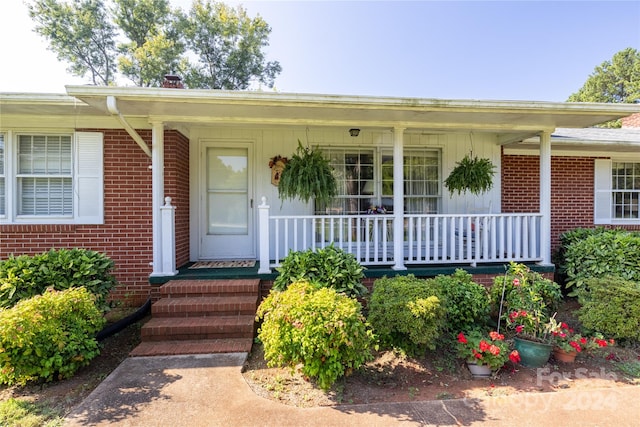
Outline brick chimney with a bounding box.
[621,113,640,128]
[162,75,184,89]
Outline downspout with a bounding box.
[106,96,152,158]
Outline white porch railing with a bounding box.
[257,199,542,273]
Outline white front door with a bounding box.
[200,143,254,259]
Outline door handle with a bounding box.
[250,199,253,208]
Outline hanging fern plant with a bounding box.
[278,140,337,204]
[444,154,496,196]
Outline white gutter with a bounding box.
[106,95,152,158]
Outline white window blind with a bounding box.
[17,135,73,216]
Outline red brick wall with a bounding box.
[0,128,190,306]
[502,154,640,253]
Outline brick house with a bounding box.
[1,85,638,305]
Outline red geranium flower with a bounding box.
[489,345,501,356]
[515,325,524,333]
[509,350,521,363]
[457,332,467,344]
[479,340,491,352]
[489,331,504,341]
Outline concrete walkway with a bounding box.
[64,353,640,427]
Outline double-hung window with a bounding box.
[17,135,73,216]
[315,147,441,214]
[594,159,640,223]
[0,131,103,224]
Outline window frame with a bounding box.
[0,130,104,225]
[594,158,640,225]
[316,146,441,215]
[16,134,74,218]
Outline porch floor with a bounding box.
[150,261,554,286]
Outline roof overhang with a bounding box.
[2,87,639,141]
[65,86,640,135]
[507,127,640,153]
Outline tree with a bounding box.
[27,0,282,89]
[28,0,117,85]
[113,0,186,87]
[567,48,640,127]
[179,0,282,89]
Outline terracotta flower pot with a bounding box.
[553,347,578,363]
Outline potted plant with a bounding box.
[277,140,337,205]
[550,322,614,363]
[493,263,563,368]
[457,330,520,377]
[444,154,496,196]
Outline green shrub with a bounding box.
[273,244,367,298]
[432,269,491,334]
[0,248,117,311]
[561,228,640,296]
[256,281,374,390]
[577,276,640,341]
[0,287,106,385]
[489,262,562,326]
[367,274,444,354]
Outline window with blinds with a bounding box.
[17,135,73,216]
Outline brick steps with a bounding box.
[131,279,259,357]
[151,296,258,317]
[130,338,253,357]
[140,315,255,341]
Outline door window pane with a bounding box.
[207,193,248,235]
[206,147,248,235]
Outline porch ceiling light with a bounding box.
[349,128,360,137]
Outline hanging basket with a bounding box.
[444,154,496,196]
[277,140,337,205]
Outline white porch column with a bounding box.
[392,127,406,270]
[539,130,552,265]
[160,197,177,275]
[257,197,272,274]
[150,121,165,276]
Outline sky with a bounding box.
[0,0,639,102]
